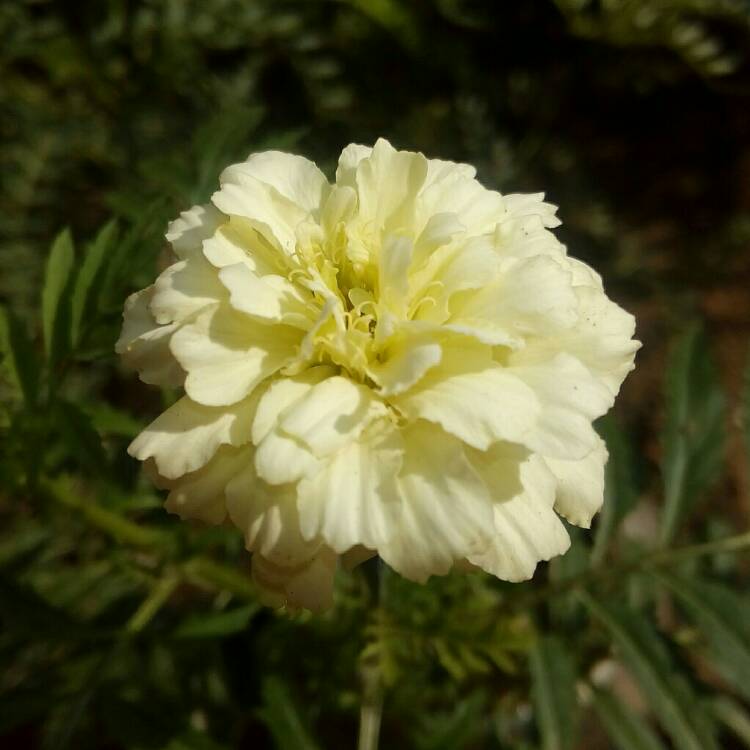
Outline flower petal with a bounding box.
[150,255,226,325]
[218,262,315,329]
[392,351,540,450]
[378,421,493,582]
[252,548,337,613]
[115,287,184,387]
[297,418,404,553]
[545,435,608,528]
[161,444,253,524]
[468,454,570,581]
[166,203,224,260]
[128,392,261,479]
[508,352,613,460]
[170,305,302,406]
[279,376,388,457]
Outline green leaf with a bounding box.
[70,221,117,347]
[660,325,726,545]
[581,593,718,750]
[53,400,107,476]
[173,604,258,639]
[656,572,750,701]
[0,304,40,406]
[257,676,321,750]
[529,635,578,750]
[710,695,750,747]
[590,688,665,750]
[42,228,76,365]
[593,414,639,564]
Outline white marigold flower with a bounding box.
[117,139,640,612]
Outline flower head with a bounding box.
[118,139,639,611]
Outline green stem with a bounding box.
[511,530,750,612]
[358,559,385,750]
[126,572,180,633]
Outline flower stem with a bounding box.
[358,558,385,750]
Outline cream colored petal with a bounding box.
[254,429,320,485]
[227,150,330,214]
[225,463,319,564]
[165,203,225,260]
[335,143,373,187]
[354,138,428,235]
[162,444,253,525]
[392,355,540,451]
[279,376,388,457]
[115,287,184,387]
[251,366,336,444]
[379,422,493,582]
[468,455,570,581]
[212,170,309,254]
[503,192,561,228]
[367,330,442,396]
[447,254,578,340]
[545,435,608,528]
[507,352,614,460]
[412,212,465,268]
[202,218,284,274]
[150,255,226,325]
[218,263,315,329]
[128,391,261,479]
[297,418,403,553]
[415,160,504,237]
[378,234,412,318]
[170,305,302,406]
[252,548,337,613]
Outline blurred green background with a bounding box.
[2,1,750,748]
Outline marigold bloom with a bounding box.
[117,139,639,611]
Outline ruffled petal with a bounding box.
[297,418,403,553]
[468,454,570,581]
[165,203,225,260]
[128,391,261,479]
[170,305,302,406]
[545,435,608,528]
[379,421,493,582]
[115,287,184,387]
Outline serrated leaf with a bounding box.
[581,593,718,750]
[711,695,750,747]
[660,325,726,544]
[529,635,577,750]
[0,304,40,406]
[590,688,665,750]
[257,676,321,750]
[593,414,639,564]
[656,572,750,701]
[173,604,258,639]
[42,228,76,365]
[70,221,117,347]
